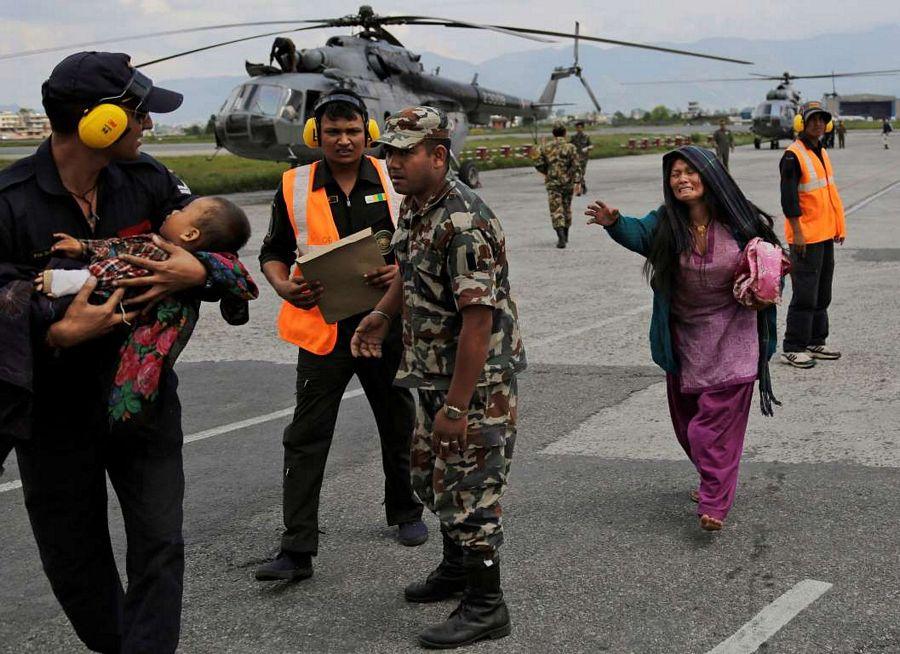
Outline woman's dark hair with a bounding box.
[195,197,251,253]
[643,149,779,297]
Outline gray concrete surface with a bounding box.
[1,132,898,653]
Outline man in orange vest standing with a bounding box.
[779,101,846,368]
[256,90,426,581]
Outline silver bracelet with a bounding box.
[370,309,392,323]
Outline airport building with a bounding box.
[824,94,897,120]
[0,110,51,139]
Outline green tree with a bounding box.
[649,105,673,122]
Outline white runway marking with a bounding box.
[706,579,833,654]
[527,305,651,349]
[0,480,23,494]
[845,179,900,215]
[0,388,367,495]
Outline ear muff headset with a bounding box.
[793,110,834,135]
[77,70,153,149]
[302,90,379,148]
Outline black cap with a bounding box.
[42,51,182,113]
[800,101,832,125]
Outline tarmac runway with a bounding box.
[1,132,898,653]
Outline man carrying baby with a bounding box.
[0,51,233,653]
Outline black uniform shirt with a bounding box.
[259,156,398,343]
[779,136,826,218]
[0,139,195,441]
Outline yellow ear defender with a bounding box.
[793,102,834,135]
[75,70,154,149]
[78,104,130,149]
[302,117,380,147]
[302,90,379,148]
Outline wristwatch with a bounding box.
[443,404,467,420]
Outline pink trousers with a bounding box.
[666,374,754,521]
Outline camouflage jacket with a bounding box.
[391,179,526,390]
[569,131,592,159]
[535,138,582,190]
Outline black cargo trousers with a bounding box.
[280,320,423,555]
[784,239,835,352]
[16,367,184,654]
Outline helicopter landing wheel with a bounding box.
[459,161,481,189]
[769,140,779,150]
[754,138,761,150]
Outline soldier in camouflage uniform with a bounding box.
[351,106,526,649]
[536,121,583,249]
[569,120,592,194]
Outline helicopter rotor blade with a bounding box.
[621,77,770,85]
[576,72,602,113]
[444,24,754,65]
[135,25,327,68]
[0,21,334,62]
[622,67,900,85]
[574,22,580,67]
[375,16,554,43]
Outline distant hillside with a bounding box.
[154,24,900,124]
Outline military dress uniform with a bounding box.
[569,129,592,192]
[536,136,582,247]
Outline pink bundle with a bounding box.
[733,237,791,308]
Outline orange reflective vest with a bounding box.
[784,139,846,245]
[276,156,401,354]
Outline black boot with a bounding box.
[555,228,566,249]
[417,558,510,649]
[564,226,570,243]
[405,530,466,603]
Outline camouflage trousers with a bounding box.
[411,377,518,559]
[547,187,574,229]
[577,158,588,188]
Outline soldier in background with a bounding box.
[536,122,582,249]
[569,120,592,194]
[353,106,526,648]
[836,120,847,149]
[712,119,735,171]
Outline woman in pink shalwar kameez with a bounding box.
[586,145,782,531]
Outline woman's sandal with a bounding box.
[699,514,724,531]
[689,488,699,503]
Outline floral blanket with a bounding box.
[108,252,258,422]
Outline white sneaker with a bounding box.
[780,352,816,368]
[806,345,841,360]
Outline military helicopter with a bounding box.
[3,6,753,187]
[624,68,900,150]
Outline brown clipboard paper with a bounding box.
[296,228,387,324]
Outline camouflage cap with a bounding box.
[553,120,566,129]
[374,106,450,150]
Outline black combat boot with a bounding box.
[564,226,570,243]
[417,557,510,649]
[555,228,566,248]
[405,529,466,603]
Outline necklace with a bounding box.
[691,219,711,235]
[65,182,100,231]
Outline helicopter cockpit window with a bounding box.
[246,85,289,117]
[281,90,304,121]
[756,102,773,117]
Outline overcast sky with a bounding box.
[1,0,897,109]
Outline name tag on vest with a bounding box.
[365,193,387,204]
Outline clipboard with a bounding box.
[297,227,388,323]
